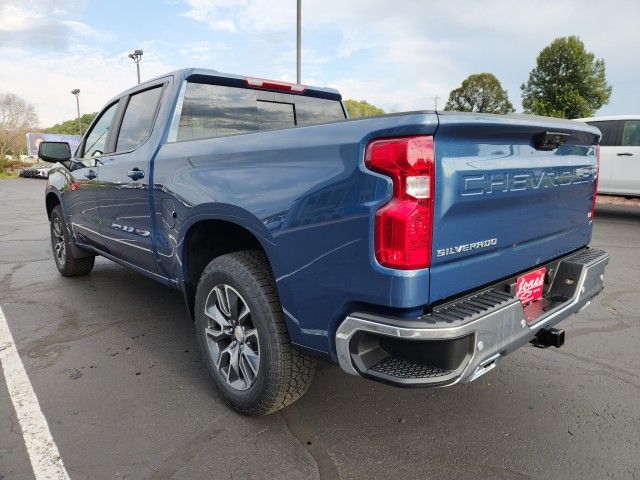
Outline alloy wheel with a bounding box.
[204,284,260,391]
[52,216,66,265]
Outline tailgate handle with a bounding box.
[617,152,633,156]
[533,131,569,151]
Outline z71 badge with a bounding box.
[436,238,497,257]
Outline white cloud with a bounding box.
[1,0,638,127]
[178,0,640,114]
[0,28,237,126]
[0,42,175,126]
[0,3,32,31]
[182,0,294,40]
[181,0,246,32]
[178,40,231,62]
[0,0,97,49]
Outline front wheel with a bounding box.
[195,251,315,415]
[50,205,95,276]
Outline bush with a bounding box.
[0,157,31,176]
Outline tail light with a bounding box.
[365,136,435,269]
[589,144,600,220]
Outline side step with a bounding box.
[369,357,452,380]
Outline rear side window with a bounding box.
[295,96,346,126]
[178,83,258,141]
[622,120,640,146]
[175,82,345,142]
[116,86,163,152]
[587,120,619,147]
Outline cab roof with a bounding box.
[111,67,342,103]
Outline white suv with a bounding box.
[577,116,640,196]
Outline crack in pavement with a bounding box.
[8,411,20,437]
[570,318,637,339]
[147,425,225,479]
[550,349,640,388]
[280,405,339,480]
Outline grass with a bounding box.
[0,171,19,179]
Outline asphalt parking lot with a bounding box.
[1,178,639,480]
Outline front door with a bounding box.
[97,84,165,273]
[66,101,119,249]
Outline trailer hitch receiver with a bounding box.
[531,328,565,349]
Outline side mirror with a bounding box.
[38,141,71,163]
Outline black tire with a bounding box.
[50,205,95,277]
[195,251,315,415]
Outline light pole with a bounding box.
[71,89,81,135]
[296,0,301,84]
[128,49,144,84]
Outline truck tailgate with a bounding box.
[430,112,600,302]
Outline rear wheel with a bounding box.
[195,251,315,415]
[50,205,95,276]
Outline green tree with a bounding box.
[44,112,97,135]
[521,36,611,119]
[344,99,385,118]
[444,73,515,114]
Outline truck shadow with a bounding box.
[15,251,637,480]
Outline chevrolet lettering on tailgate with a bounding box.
[462,167,596,196]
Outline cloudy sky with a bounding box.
[1,0,638,126]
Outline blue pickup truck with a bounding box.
[40,68,609,415]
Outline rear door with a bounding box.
[97,83,165,272]
[585,119,620,192]
[65,101,119,249]
[609,119,640,195]
[430,113,599,302]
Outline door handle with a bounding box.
[127,168,145,181]
[617,152,633,156]
[85,169,97,180]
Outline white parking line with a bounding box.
[0,306,70,480]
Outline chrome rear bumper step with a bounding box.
[335,248,609,387]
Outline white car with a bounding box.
[577,115,640,196]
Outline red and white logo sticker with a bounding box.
[516,267,546,305]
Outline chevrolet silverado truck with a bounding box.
[40,68,609,415]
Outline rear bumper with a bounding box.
[335,248,609,387]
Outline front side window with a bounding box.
[587,120,619,147]
[81,102,118,158]
[116,86,163,152]
[622,120,640,147]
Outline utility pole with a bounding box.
[296,0,301,84]
[128,49,144,84]
[71,89,81,135]
[431,96,441,110]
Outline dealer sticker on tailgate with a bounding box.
[516,267,546,305]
